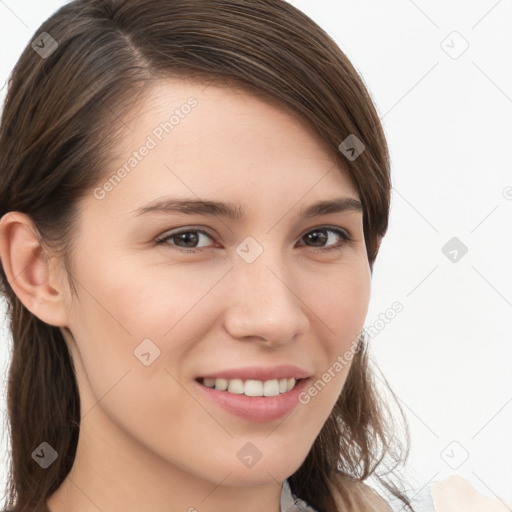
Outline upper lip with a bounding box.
[198,364,311,382]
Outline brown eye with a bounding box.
[155,226,353,255]
[156,229,216,254]
[299,227,352,252]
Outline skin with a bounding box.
[0,79,373,512]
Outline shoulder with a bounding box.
[328,473,393,512]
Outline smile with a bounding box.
[198,377,299,397]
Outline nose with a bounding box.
[222,251,309,346]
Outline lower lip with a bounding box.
[194,378,310,423]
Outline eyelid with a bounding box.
[155,226,217,246]
[301,224,352,240]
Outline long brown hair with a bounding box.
[0,1,414,511]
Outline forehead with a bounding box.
[126,77,356,176]
[94,77,360,217]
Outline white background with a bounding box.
[1,0,511,509]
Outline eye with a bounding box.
[298,227,353,252]
[155,228,216,254]
[155,226,353,254]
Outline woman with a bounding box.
[0,1,415,511]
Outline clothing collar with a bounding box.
[281,479,319,512]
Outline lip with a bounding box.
[194,376,311,423]
[198,364,311,381]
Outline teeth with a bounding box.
[263,379,280,396]
[244,380,263,396]
[202,377,297,396]
[227,379,244,394]
[203,378,217,388]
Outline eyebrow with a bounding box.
[132,196,363,220]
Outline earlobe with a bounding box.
[0,211,69,327]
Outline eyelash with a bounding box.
[155,226,353,254]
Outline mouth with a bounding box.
[194,371,311,422]
[196,376,304,397]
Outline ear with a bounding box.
[0,211,70,327]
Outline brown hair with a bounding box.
[0,1,414,511]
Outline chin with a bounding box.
[220,461,302,487]
[204,444,308,487]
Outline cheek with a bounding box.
[66,255,226,412]
[65,260,212,453]
[75,256,215,339]
[315,262,371,344]
[299,264,370,408]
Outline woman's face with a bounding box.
[56,79,371,490]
